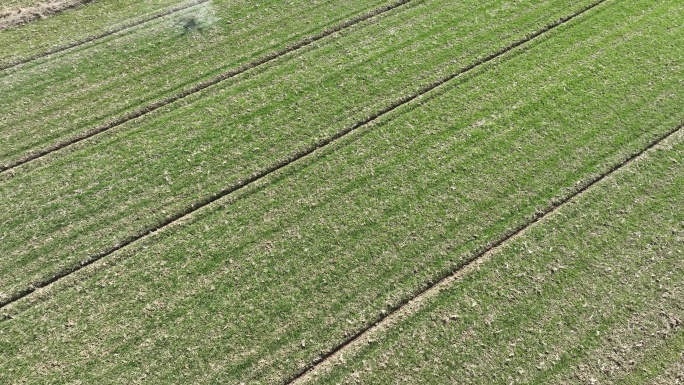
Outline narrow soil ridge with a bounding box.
[0,0,414,173]
[0,0,94,31]
[0,0,210,71]
[287,119,684,384]
[0,0,611,312]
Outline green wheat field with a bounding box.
[0,0,682,383]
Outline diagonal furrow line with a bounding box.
[0,0,609,311]
[0,0,210,72]
[0,0,414,173]
[285,122,684,384]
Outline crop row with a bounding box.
[307,128,684,384]
[0,0,602,300]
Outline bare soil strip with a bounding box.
[0,0,413,173]
[0,0,610,310]
[0,0,94,30]
[0,0,210,71]
[287,120,684,384]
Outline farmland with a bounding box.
[1,0,597,167]
[304,124,684,385]
[0,0,614,302]
[0,0,203,67]
[1,0,47,11]
[0,0,682,384]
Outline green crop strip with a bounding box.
[1,0,682,383]
[0,0,604,301]
[0,0,401,168]
[310,129,684,385]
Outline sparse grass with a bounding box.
[0,0,49,11]
[0,0,598,167]
[0,0,603,300]
[1,0,682,383]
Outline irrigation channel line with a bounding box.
[0,0,414,173]
[0,0,613,312]
[286,120,684,385]
[0,0,208,70]
[0,0,210,72]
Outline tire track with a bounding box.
[0,0,210,72]
[0,0,609,311]
[0,0,414,174]
[288,118,684,384]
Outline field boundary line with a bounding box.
[0,0,95,31]
[0,0,612,312]
[287,118,684,383]
[0,0,210,72]
[0,0,414,173]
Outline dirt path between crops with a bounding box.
[0,0,94,30]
